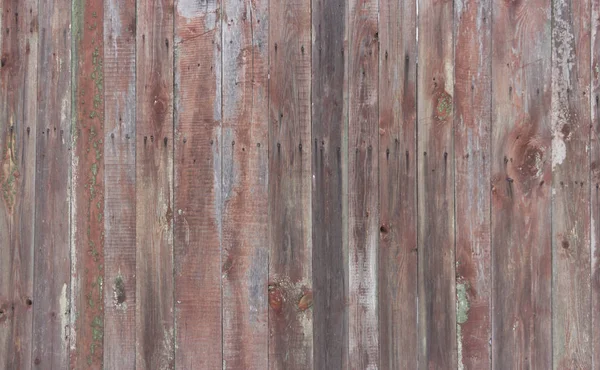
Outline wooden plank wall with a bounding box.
[0,0,599,369]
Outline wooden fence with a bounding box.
[0,0,598,368]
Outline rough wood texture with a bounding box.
[136,0,175,368]
[221,1,269,369]
[378,0,417,367]
[311,0,348,368]
[454,0,492,368]
[173,1,222,368]
[347,0,379,368]
[268,0,313,368]
[0,0,37,368]
[491,0,552,368]
[71,0,105,367]
[103,0,137,367]
[32,0,72,367]
[417,0,456,367]
[591,0,600,367]
[552,0,592,368]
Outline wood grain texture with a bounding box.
[136,0,175,368]
[103,0,137,367]
[552,0,592,368]
[0,0,37,368]
[491,0,552,368]
[591,0,600,367]
[173,1,222,368]
[417,0,455,367]
[267,0,313,368]
[311,0,348,368]
[378,0,417,367]
[32,0,72,367]
[221,0,269,368]
[71,0,105,367]
[347,0,379,368]
[454,0,492,368]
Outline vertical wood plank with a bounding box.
[103,0,137,366]
[347,0,379,367]
[0,0,37,367]
[221,0,269,368]
[174,1,222,368]
[377,0,417,367]
[417,0,455,367]
[491,0,552,368]
[311,0,348,367]
[71,0,105,367]
[552,0,592,368]
[593,0,600,367]
[454,0,492,368]
[136,0,175,368]
[32,0,72,367]
[268,0,313,368]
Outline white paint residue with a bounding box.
[177,0,217,20]
[59,283,69,349]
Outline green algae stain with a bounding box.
[456,282,470,324]
[436,92,453,121]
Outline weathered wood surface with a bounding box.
[2,0,600,368]
[103,0,137,367]
[491,0,552,368]
[454,0,492,368]
[417,0,456,367]
[221,0,269,369]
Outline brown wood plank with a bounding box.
[221,1,269,368]
[0,0,37,368]
[347,0,379,367]
[491,0,552,368]
[591,0,600,367]
[377,0,417,367]
[32,0,72,367]
[71,0,105,367]
[103,0,137,366]
[136,0,175,368]
[454,0,492,368]
[552,0,592,367]
[417,0,455,367]
[173,1,222,368]
[268,0,313,368]
[311,0,348,368]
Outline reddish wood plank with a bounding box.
[174,1,222,368]
[221,1,269,368]
[347,0,379,367]
[552,0,592,367]
[268,0,313,368]
[71,0,105,367]
[378,0,417,367]
[136,0,175,368]
[417,0,455,367]
[454,0,492,368]
[103,0,137,367]
[32,0,72,367]
[311,0,348,367]
[0,0,37,367]
[591,0,600,367]
[491,0,552,368]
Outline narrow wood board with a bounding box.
[71,0,105,367]
[552,0,592,367]
[32,0,72,367]
[591,0,600,366]
[417,0,456,367]
[221,0,269,368]
[491,0,552,368]
[378,0,417,367]
[174,1,222,368]
[454,0,492,368]
[311,0,348,367]
[347,0,379,368]
[136,0,175,368]
[0,0,37,367]
[103,0,137,367]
